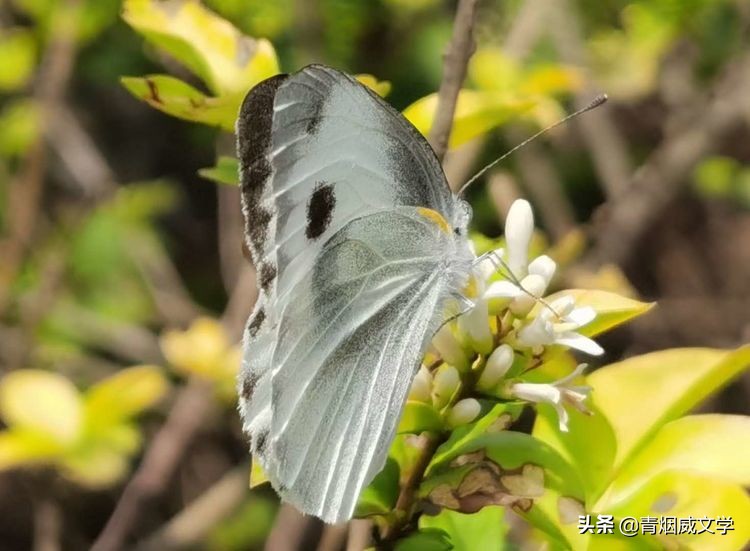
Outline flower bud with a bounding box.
[446,398,481,427]
[528,255,556,285]
[477,344,514,390]
[431,364,460,409]
[509,274,547,317]
[457,300,493,356]
[408,365,432,403]
[432,324,469,371]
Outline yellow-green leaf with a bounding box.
[0,98,41,157]
[123,0,278,95]
[121,75,240,130]
[0,370,83,444]
[541,289,654,337]
[0,28,37,92]
[0,429,66,470]
[602,414,750,508]
[604,471,750,551]
[588,346,750,472]
[61,444,130,487]
[420,506,508,551]
[250,459,268,489]
[84,365,168,428]
[403,90,533,148]
[355,74,391,97]
[398,401,443,434]
[199,156,239,186]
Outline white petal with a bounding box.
[432,364,461,408]
[548,295,575,318]
[484,280,523,299]
[566,306,596,328]
[510,274,547,317]
[555,332,604,356]
[458,299,493,355]
[505,199,534,276]
[511,382,562,405]
[554,363,588,386]
[555,402,570,432]
[432,325,470,369]
[447,398,482,427]
[528,255,557,285]
[408,366,433,402]
[517,317,555,347]
[478,344,514,389]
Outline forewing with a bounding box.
[236,64,455,302]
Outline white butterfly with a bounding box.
[237,64,475,523]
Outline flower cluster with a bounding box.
[412,199,603,432]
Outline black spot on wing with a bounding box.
[254,428,269,455]
[247,306,266,338]
[305,100,324,134]
[305,182,336,240]
[240,372,258,401]
[237,73,289,254]
[259,262,277,290]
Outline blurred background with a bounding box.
[0,0,749,549]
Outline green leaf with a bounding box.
[427,403,523,475]
[123,0,278,95]
[121,75,240,130]
[356,457,400,517]
[398,401,444,434]
[403,90,533,148]
[84,365,168,429]
[0,98,41,157]
[0,28,37,92]
[395,528,453,551]
[540,289,654,337]
[0,370,83,444]
[602,414,750,508]
[420,506,507,551]
[199,156,240,186]
[588,346,750,472]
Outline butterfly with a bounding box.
[236,64,476,523]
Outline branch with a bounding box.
[589,54,750,265]
[427,0,480,162]
[91,379,214,551]
[136,466,247,550]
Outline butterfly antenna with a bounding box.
[457,94,608,197]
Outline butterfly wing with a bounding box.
[237,65,472,522]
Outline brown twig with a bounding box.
[91,379,214,551]
[0,1,79,316]
[33,498,61,551]
[589,54,750,265]
[136,466,248,550]
[427,0,480,162]
[547,0,633,199]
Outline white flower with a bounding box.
[432,364,461,409]
[517,296,603,356]
[446,398,482,427]
[408,365,433,402]
[456,199,557,350]
[509,364,592,432]
[432,324,470,371]
[477,344,514,390]
[473,200,557,317]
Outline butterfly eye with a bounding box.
[454,227,462,236]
